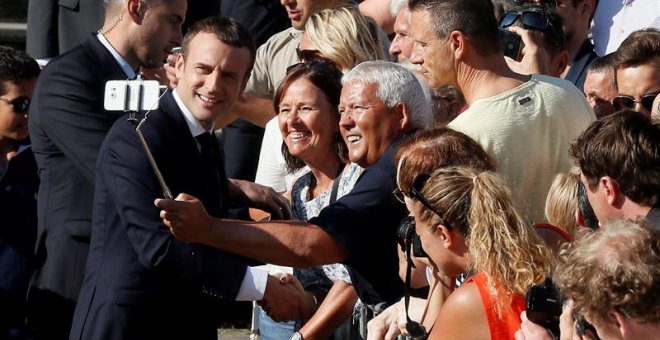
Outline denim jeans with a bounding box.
[258,308,296,340]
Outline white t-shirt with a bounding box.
[448,75,596,223]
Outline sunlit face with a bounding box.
[583,70,617,118]
[278,78,339,163]
[0,79,35,142]
[280,0,338,30]
[175,32,252,129]
[409,9,455,89]
[404,196,467,277]
[134,0,186,68]
[616,60,660,115]
[338,80,402,168]
[390,8,414,63]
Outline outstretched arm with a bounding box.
[155,193,349,268]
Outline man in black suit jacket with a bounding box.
[27,0,187,338]
[70,16,296,340]
[26,0,104,62]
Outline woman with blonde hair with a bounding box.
[302,5,386,73]
[397,166,553,340]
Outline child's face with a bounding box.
[0,79,36,142]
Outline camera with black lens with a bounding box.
[397,216,427,258]
[526,278,562,338]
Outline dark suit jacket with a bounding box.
[28,34,128,337]
[565,39,599,92]
[69,91,249,340]
[0,146,38,335]
[26,0,104,59]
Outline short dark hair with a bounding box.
[181,16,256,80]
[569,110,660,207]
[409,0,501,54]
[577,182,599,230]
[585,53,615,88]
[613,28,660,70]
[273,62,346,173]
[0,46,40,95]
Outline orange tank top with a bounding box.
[465,272,525,340]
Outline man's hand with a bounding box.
[515,311,555,340]
[260,273,316,322]
[229,179,292,220]
[162,53,179,89]
[155,193,213,244]
[504,26,549,76]
[367,297,426,340]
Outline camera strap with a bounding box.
[403,243,428,340]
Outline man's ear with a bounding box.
[395,101,411,132]
[601,176,624,208]
[551,51,569,78]
[581,0,596,22]
[174,53,185,80]
[609,311,630,338]
[127,0,144,24]
[449,31,467,61]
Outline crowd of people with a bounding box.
[0,0,658,339]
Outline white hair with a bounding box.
[390,0,409,17]
[342,60,432,130]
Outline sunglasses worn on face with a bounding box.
[0,96,30,113]
[612,92,658,112]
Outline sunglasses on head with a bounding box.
[295,47,331,63]
[286,59,340,75]
[612,92,658,112]
[500,10,552,31]
[395,173,453,231]
[0,96,30,113]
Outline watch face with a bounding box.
[290,332,303,340]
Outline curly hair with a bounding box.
[406,166,553,317]
[554,218,660,325]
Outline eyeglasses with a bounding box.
[612,92,658,112]
[0,96,30,113]
[285,59,340,76]
[500,10,552,31]
[395,174,453,231]
[295,47,331,63]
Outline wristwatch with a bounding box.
[290,331,304,340]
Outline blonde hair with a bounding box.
[305,6,385,73]
[544,170,580,237]
[413,167,553,316]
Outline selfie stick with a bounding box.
[126,78,174,199]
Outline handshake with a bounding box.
[259,273,319,322]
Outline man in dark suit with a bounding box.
[26,0,104,62]
[70,16,297,340]
[27,0,187,338]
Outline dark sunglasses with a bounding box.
[285,59,340,75]
[397,174,453,231]
[295,47,331,63]
[0,96,30,113]
[612,92,658,112]
[500,10,552,31]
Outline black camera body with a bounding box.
[526,278,562,337]
[397,217,428,258]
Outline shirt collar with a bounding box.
[172,89,214,138]
[96,33,138,79]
